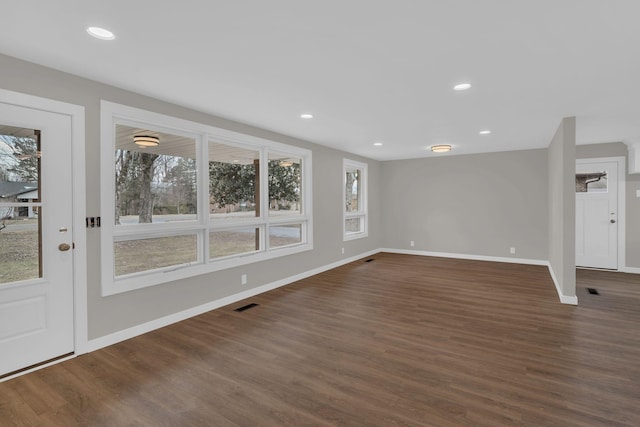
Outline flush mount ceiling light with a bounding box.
[479,130,491,135]
[453,83,472,91]
[133,135,159,147]
[86,26,115,40]
[430,144,452,153]
[300,113,313,119]
[373,142,383,146]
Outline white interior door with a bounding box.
[575,160,618,269]
[0,103,74,376]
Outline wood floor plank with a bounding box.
[1,253,639,426]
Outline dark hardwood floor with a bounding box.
[1,253,639,426]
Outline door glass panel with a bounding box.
[575,172,607,193]
[0,126,42,284]
[0,205,41,284]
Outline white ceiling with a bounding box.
[1,1,639,161]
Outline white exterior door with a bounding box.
[575,160,618,269]
[0,102,74,376]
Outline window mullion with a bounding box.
[260,147,269,249]
[200,133,210,263]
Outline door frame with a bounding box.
[576,156,626,270]
[0,88,87,371]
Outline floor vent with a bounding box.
[365,259,375,263]
[234,303,259,312]
[586,288,600,295]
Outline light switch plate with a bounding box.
[637,189,640,198]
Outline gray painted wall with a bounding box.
[381,149,548,261]
[576,142,640,268]
[548,118,576,299]
[0,54,382,339]
[2,52,609,342]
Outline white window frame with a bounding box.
[100,101,312,295]
[343,158,368,241]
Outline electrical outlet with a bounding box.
[410,241,415,247]
[241,274,247,285]
[510,247,516,255]
[341,247,345,254]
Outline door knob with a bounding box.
[58,243,71,251]
[610,219,616,224]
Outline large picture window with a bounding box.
[101,102,312,295]
[343,159,368,240]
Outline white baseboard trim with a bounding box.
[87,249,379,352]
[379,248,548,266]
[620,266,640,274]
[547,264,578,305]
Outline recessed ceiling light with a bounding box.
[430,144,452,153]
[87,26,115,40]
[300,113,313,119]
[453,83,472,91]
[373,142,383,146]
[479,130,491,135]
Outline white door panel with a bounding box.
[0,103,74,376]
[575,161,618,269]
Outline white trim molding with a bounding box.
[380,248,548,266]
[547,263,578,305]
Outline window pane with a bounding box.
[114,234,198,276]
[209,141,260,222]
[115,125,197,225]
[269,154,301,216]
[269,224,302,248]
[210,228,259,259]
[345,167,361,212]
[345,217,362,234]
